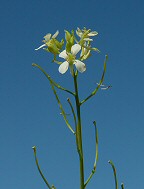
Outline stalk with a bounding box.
[73,71,85,189]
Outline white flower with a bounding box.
[58,44,86,74]
[35,30,59,50]
[76,27,98,41]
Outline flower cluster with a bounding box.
[35,27,99,75]
[35,31,64,55]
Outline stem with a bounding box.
[108,160,118,189]
[32,146,52,189]
[80,55,108,105]
[84,121,98,188]
[73,72,85,189]
[32,63,75,96]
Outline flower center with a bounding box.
[67,53,75,64]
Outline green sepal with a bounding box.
[53,38,64,50]
[70,35,74,45]
[66,42,72,53]
[65,35,74,53]
[47,42,60,55]
[80,50,91,61]
[65,30,71,41]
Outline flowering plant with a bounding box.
[32,27,124,189]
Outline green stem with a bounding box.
[32,63,75,96]
[84,121,98,188]
[80,55,108,105]
[73,71,85,189]
[32,146,52,189]
[121,183,124,189]
[108,160,118,189]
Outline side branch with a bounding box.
[50,81,75,134]
[84,121,98,188]
[67,98,77,131]
[80,55,108,105]
[108,160,118,189]
[67,98,80,153]
[32,63,75,96]
[32,63,75,134]
[32,146,53,189]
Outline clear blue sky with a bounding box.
[0,0,144,188]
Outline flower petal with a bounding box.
[84,38,93,41]
[59,50,68,59]
[52,30,59,38]
[58,61,69,74]
[88,31,98,36]
[74,60,86,73]
[35,44,46,51]
[44,33,51,42]
[71,44,81,55]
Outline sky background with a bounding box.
[0,0,144,189]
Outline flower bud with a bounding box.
[65,30,71,41]
[53,39,64,50]
[48,41,60,54]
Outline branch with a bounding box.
[67,98,77,130]
[121,183,124,189]
[32,146,53,189]
[50,81,75,134]
[108,160,118,189]
[67,98,80,152]
[84,121,98,188]
[32,63,75,96]
[80,55,108,105]
[32,63,75,134]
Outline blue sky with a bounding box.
[0,0,144,188]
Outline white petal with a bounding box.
[76,27,81,32]
[71,44,81,55]
[88,31,98,36]
[44,33,51,42]
[84,38,93,41]
[76,30,83,37]
[52,30,59,38]
[35,44,46,50]
[74,60,86,73]
[59,50,68,59]
[58,61,69,74]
